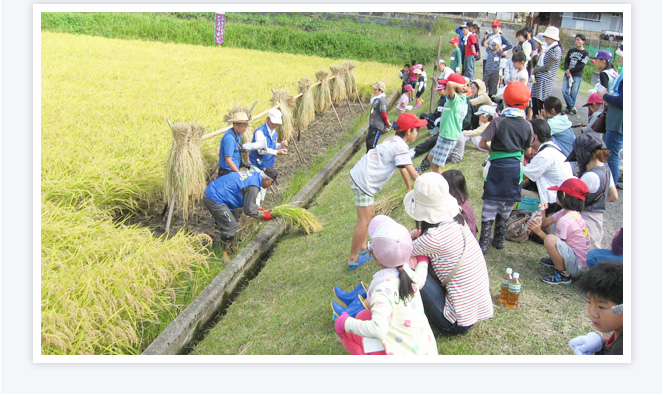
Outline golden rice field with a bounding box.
[41,32,401,354]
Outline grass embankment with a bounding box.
[41,30,401,354]
[193,102,593,356]
[41,12,455,66]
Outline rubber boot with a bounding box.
[334,281,368,307]
[479,220,494,255]
[492,215,508,250]
[331,296,369,320]
[220,236,235,264]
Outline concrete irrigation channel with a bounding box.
[142,91,399,355]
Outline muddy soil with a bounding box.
[125,101,366,242]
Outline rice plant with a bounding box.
[294,77,315,131]
[344,61,358,100]
[270,204,323,234]
[271,89,295,141]
[330,65,347,104]
[164,122,207,221]
[314,70,332,113]
[374,185,407,215]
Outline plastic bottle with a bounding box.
[498,268,513,305]
[506,272,522,309]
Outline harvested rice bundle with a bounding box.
[330,65,347,104]
[271,89,295,141]
[294,77,316,131]
[314,70,332,113]
[164,122,207,221]
[270,204,323,234]
[344,61,358,100]
[374,185,407,216]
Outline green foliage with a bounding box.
[41,12,439,65]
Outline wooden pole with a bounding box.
[327,90,344,129]
[346,96,354,113]
[165,194,176,235]
[290,137,304,162]
[430,35,443,112]
[355,91,365,111]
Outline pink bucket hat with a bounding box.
[368,215,413,268]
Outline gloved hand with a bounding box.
[529,75,536,84]
[569,332,603,355]
[384,124,392,132]
[335,311,350,336]
[260,210,274,221]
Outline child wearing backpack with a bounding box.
[334,215,438,355]
[527,178,592,285]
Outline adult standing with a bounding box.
[366,81,392,152]
[481,20,513,75]
[248,108,288,206]
[531,27,562,118]
[218,111,251,177]
[404,173,493,335]
[601,45,624,185]
[203,168,278,261]
[562,34,590,115]
[591,50,620,93]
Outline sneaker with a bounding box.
[540,257,555,268]
[417,158,431,174]
[414,101,421,109]
[541,269,572,285]
[570,107,577,115]
[348,253,373,270]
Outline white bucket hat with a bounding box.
[267,108,282,125]
[403,173,460,224]
[542,26,560,41]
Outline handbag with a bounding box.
[591,111,607,134]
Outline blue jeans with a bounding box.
[604,130,623,183]
[562,75,583,109]
[463,56,475,80]
[419,270,472,334]
[586,248,623,269]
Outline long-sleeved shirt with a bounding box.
[564,48,590,77]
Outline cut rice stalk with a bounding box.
[294,77,316,131]
[271,90,295,142]
[314,70,332,113]
[374,185,407,216]
[329,65,347,104]
[344,61,358,100]
[270,204,323,234]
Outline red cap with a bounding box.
[548,178,590,200]
[450,37,460,44]
[583,93,603,106]
[492,20,502,27]
[439,73,466,86]
[395,113,428,132]
[503,81,531,109]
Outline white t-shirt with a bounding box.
[439,66,453,81]
[350,135,412,197]
[523,142,574,204]
[397,93,410,112]
[511,68,529,84]
[581,164,616,192]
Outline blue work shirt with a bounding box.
[218,128,243,171]
[204,171,262,210]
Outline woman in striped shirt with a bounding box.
[531,27,562,118]
[403,173,493,334]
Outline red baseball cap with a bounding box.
[503,81,531,109]
[450,37,460,44]
[395,113,428,132]
[492,20,502,27]
[548,178,589,200]
[439,73,466,85]
[583,93,603,106]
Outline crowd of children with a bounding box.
[334,20,624,356]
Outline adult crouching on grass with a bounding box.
[404,173,493,335]
[347,112,423,270]
[218,111,251,177]
[203,167,279,262]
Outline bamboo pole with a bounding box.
[430,35,443,112]
[355,91,365,111]
[164,119,176,235]
[327,90,344,128]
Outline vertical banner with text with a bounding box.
[215,13,225,45]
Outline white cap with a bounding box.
[513,272,520,279]
[267,108,282,125]
[506,268,513,274]
[475,104,497,117]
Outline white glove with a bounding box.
[529,75,536,84]
[569,332,603,355]
[405,105,413,110]
[384,124,392,132]
[409,148,416,158]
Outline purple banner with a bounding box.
[215,13,225,45]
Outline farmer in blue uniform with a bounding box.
[218,111,251,177]
[204,167,279,261]
[249,108,288,206]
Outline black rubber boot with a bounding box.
[492,215,508,249]
[479,220,494,255]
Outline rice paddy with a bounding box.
[41,31,400,354]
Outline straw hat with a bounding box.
[228,111,251,124]
[542,26,560,41]
[403,173,460,224]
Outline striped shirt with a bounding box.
[531,42,562,101]
[412,221,494,327]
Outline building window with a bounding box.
[572,12,601,22]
